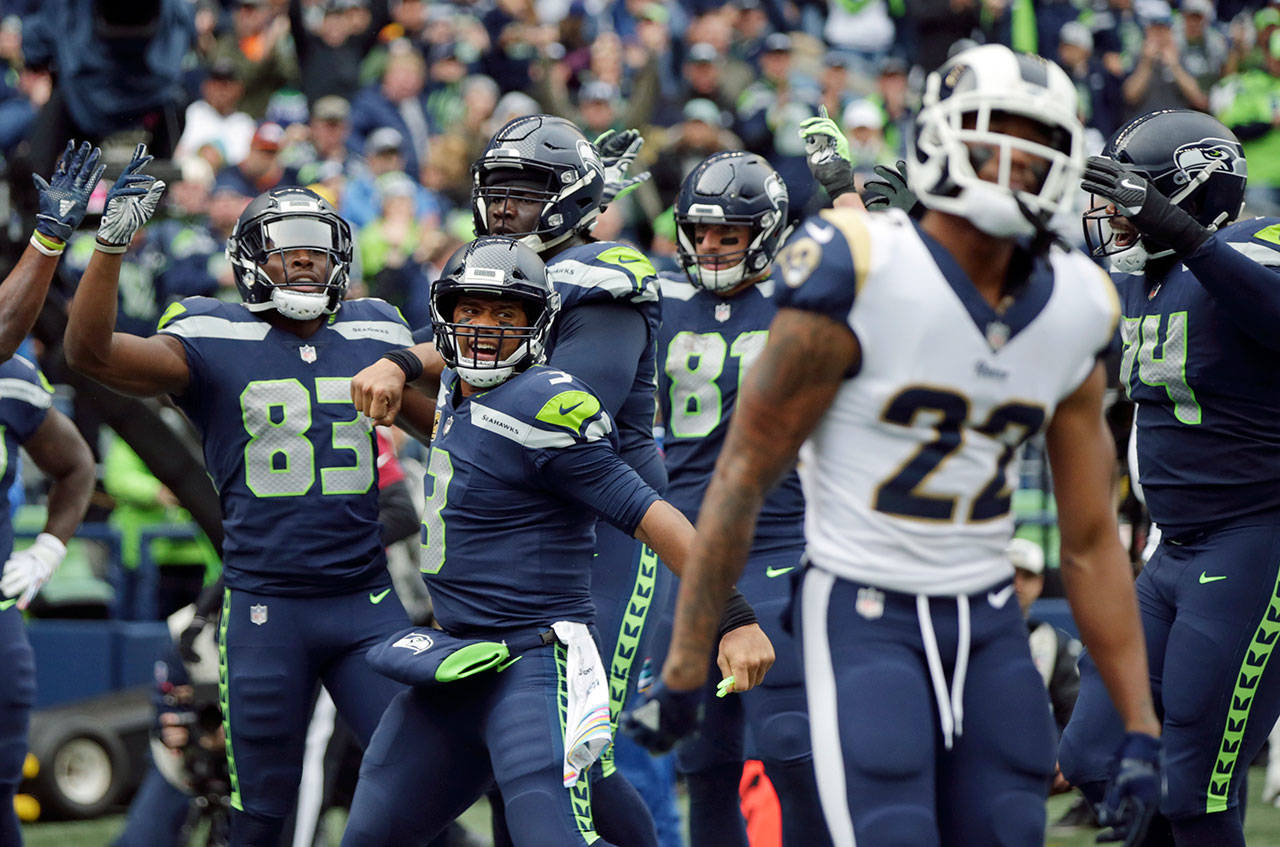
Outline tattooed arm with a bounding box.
[660,307,860,691]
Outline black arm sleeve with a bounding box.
[378,478,420,545]
[547,303,648,420]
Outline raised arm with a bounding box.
[0,141,104,361]
[63,145,190,397]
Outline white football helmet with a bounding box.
[907,44,1085,239]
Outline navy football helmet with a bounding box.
[472,115,605,254]
[226,187,353,319]
[675,152,790,292]
[1084,110,1247,273]
[430,236,560,389]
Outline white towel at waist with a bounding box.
[552,621,612,788]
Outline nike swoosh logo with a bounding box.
[369,588,392,604]
[559,401,584,416]
[0,599,17,611]
[1120,179,1144,192]
[765,565,795,578]
[1199,572,1227,584]
[804,221,834,244]
[988,585,1015,609]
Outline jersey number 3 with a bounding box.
[240,378,374,497]
[873,386,1045,523]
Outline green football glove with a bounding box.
[799,106,856,201]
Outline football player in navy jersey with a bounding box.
[654,151,830,847]
[0,356,94,846]
[351,115,672,844]
[62,145,430,846]
[340,236,772,847]
[1059,110,1280,847]
[628,45,1161,847]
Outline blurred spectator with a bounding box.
[905,0,981,71]
[349,44,432,178]
[685,7,754,103]
[1057,20,1123,138]
[842,99,896,183]
[646,98,743,211]
[482,0,556,93]
[818,53,859,128]
[18,0,193,185]
[1091,0,1149,77]
[154,175,249,304]
[668,42,738,125]
[0,17,49,154]
[343,127,443,229]
[735,33,800,155]
[173,58,256,168]
[440,75,499,168]
[423,41,470,134]
[824,0,895,74]
[1215,30,1280,216]
[213,122,300,197]
[1176,0,1227,94]
[1122,10,1209,117]
[211,0,298,119]
[1008,538,1080,735]
[420,133,471,210]
[290,95,358,179]
[288,0,388,106]
[358,170,431,316]
[869,55,912,157]
[577,81,622,137]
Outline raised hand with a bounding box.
[595,128,651,206]
[799,106,856,200]
[97,143,167,252]
[862,159,923,217]
[33,140,105,243]
[1082,155,1211,254]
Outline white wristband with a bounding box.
[29,233,65,257]
[94,239,129,255]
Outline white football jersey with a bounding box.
[774,208,1118,595]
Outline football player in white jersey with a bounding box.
[626,44,1161,847]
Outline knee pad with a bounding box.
[856,804,938,847]
[504,787,598,847]
[841,663,932,780]
[754,708,811,765]
[983,789,1046,847]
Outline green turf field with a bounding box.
[23,770,1280,846]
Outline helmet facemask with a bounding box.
[472,161,600,255]
[912,102,1081,238]
[230,212,352,319]
[675,212,778,293]
[431,274,557,390]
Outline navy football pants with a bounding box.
[1061,520,1280,824]
[341,639,615,847]
[219,585,408,845]
[797,567,1056,847]
[0,605,34,847]
[677,547,831,847]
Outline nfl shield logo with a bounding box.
[249,604,268,626]
[714,303,731,323]
[855,587,884,620]
[299,345,317,363]
[985,321,1010,351]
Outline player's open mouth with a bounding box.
[1111,222,1137,249]
[467,339,501,362]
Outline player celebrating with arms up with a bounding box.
[63,149,421,845]
[629,45,1161,847]
[1060,110,1280,847]
[340,237,772,847]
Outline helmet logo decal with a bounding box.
[1172,139,1246,183]
[576,139,604,177]
[764,172,788,209]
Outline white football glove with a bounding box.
[1,533,67,610]
[96,143,166,251]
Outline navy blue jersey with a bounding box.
[422,365,660,636]
[656,272,805,553]
[1118,218,1280,533]
[0,358,52,564]
[546,241,665,490]
[157,297,414,595]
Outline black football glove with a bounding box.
[1094,732,1162,846]
[178,615,206,664]
[620,681,704,754]
[862,160,923,218]
[1081,156,1211,257]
